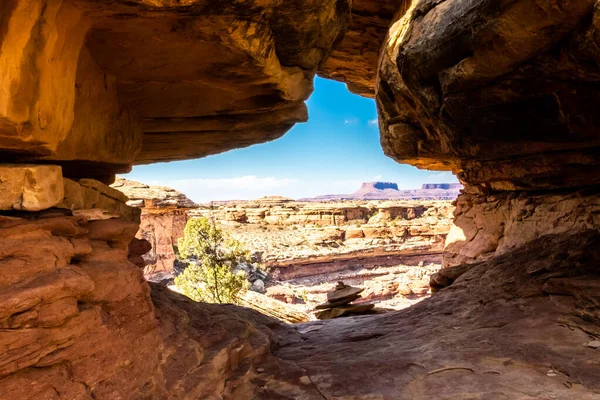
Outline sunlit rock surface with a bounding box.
[444,188,600,267]
[111,178,196,274]
[0,0,350,180]
[1,0,600,398]
[377,0,600,191]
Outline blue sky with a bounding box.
[124,77,457,202]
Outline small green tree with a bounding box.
[174,217,250,304]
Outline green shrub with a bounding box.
[174,217,250,304]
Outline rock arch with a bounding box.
[0,1,598,398]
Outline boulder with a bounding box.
[0,165,64,211]
[251,279,266,294]
[315,303,376,320]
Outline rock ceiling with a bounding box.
[2,0,598,191]
[1,2,600,399]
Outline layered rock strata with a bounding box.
[1,0,600,398]
[270,231,600,399]
[196,199,453,263]
[0,168,307,399]
[2,172,598,398]
[377,0,600,191]
[0,0,351,180]
[111,178,197,274]
[444,188,600,267]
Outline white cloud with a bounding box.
[373,174,383,180]
[344,118,358,125]
[162,176,297,203]
[368,119,378,125]
[153,176,365,203]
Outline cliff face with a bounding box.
[0,0,350,181]
[0,0,599,398]
[110,178,196,274]
[376,0,600,192]
[196,199,454,265]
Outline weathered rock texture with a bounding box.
[269,231,600,399]
[1,0,600,398]
[319,0,409,96]
[111,178,197,274]
[0,165,64,211]
[377,0,600,191]
[0,0,350,180]
[444,188,600,267]
[194,199,454,266]
[0,175,305,399]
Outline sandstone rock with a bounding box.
[239,290,309,324]
[59,178,140,222]
[443,190,600,267]
[319,0,407,96]
[315,293,361,309]
[251,279,266,294]
[1,1,599,398]
[139,210,188,275]
[315,282,376,320]
[430,264,474,292]
[86,219,141,250]
[111,179,195,274]
[315,303,376,320]
[377,0,600,190]
[0,0,351,178]
[397,283,413,296]
[307,228,344,245]
[345,227,365,239]
[266,286,301,304]
[269,231,600,399]
[128,237,152,257]
[112,178,197,209]
[79,178,128,203]
[72,208,120,220]
[0,165,64,211]
[327,283,364,302]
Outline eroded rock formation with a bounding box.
[0,0,350,180]
[444,188,600,267]
[377,0,600,191]
[194,199,453,267]
[1,0,599,398]
[111,178,197,274]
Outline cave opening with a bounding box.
[121,76,461,322]
[1,0,599,398]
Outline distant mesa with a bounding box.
[357,182,399,192]
[300,181,462,201]
[421,183,462,190]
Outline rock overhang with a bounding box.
[377,0,600,192]
[1,0,600,190]
[0,0,351,179]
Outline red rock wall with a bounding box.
[0,176,321,399]
[444,189,600,267]
[138,210,188,274]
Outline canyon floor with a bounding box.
[187,198,454,320]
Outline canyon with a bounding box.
[113,178,455,319]
[0,0,599,399]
